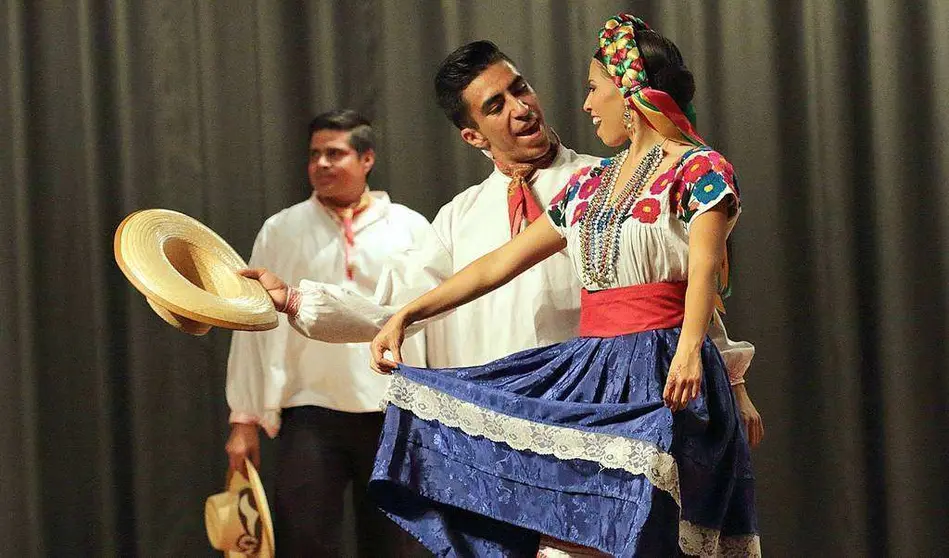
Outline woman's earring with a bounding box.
[623,108,633,132]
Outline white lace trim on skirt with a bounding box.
[383,374,760,558]
[680,520,762,557]
[383,374,680,499]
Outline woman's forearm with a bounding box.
[677,253,720,354]
[677,206,729,355]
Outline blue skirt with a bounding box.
[369,328,759,557]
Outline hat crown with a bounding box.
[205,486,263,554]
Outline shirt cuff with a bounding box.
[720,345,753,386]
[228,410,282,438]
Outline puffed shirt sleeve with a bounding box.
[288,209,453,343]
[707,310,754,385]
[225,224,287,437]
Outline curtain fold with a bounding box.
[2,3,45,555]
[1,1,946,555]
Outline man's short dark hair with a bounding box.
[434,41,514,129]
[308,109,375,154]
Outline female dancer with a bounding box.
[366,14,760,557]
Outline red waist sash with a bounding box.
[579,281,687,337]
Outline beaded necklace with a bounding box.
[579,143,664,288]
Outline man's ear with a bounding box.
[460,127,490,150]
[360,148,376,174]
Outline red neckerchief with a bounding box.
[494,138,559,238]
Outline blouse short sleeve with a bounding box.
[675,149,740,230]
[545,164,595,238]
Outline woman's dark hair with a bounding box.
[434,40,514,129]
[635,27,696,112]
[308,109,375,154]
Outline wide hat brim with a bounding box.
[114,209,278,333]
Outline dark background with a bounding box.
[2,1,947,556]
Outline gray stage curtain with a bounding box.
[2,1,947,556]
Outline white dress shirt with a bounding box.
[226,192,429,437]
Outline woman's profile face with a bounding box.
[583,60,629,148]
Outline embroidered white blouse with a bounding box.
[226,192,429,437]
[546,146,753,383]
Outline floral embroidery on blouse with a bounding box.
[546,159,609,229]
[577,169,603,200]
[631,198,661,224]
[548,149,738,233]
[682,154,712,183]
[674,148,740,227]
[570,200,589,226]
[649,166,677,195]
[547,165,590,228]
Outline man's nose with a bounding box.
[511,98,531,118]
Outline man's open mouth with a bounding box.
[515,120,541,137]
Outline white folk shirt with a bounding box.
[226,192,429,437]
[287,145,753,377]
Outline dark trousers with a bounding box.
[274,406,424,557]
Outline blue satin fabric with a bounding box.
[369,328,757,557]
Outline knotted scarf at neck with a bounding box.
[318,190,372,281]
[494,137,560,238]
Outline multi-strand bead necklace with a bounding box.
[579,143,664,288]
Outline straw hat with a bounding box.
[205,459,275,557]
[114,209,278,335]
